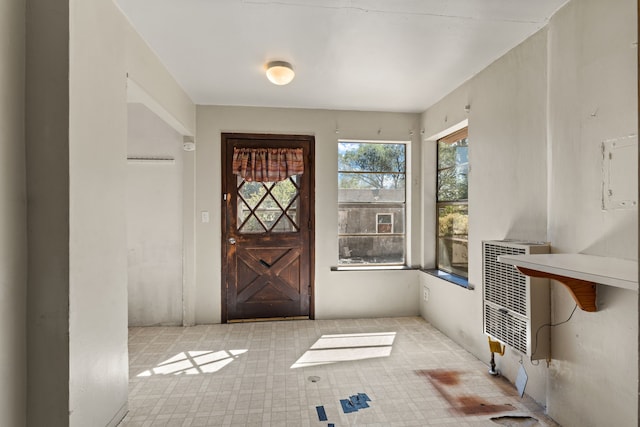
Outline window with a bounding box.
[338,141,406,266]
[376,213,393,234]
[436,128,468,278]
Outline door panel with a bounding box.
[222,133,314,322]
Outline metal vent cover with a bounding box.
[483,243,527,316]
[484,301,528,354]
[482,240,550,359]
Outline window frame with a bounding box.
[337,140,408,267]
[435,127,469,279]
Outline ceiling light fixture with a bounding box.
[265,61,295,85]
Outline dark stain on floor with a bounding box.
[491,415,540,426]
[416,369,515,416]
[420,369,460,386]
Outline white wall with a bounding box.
[68,0,129,425]
[545,1,637,426]
[420,0,637,426]
[125,22,196,137]
[195,106,422,323]
[124,17,198,326]
[127,103,184,326]
[1,0,26,426]
[67,1,197,423]
[421,28,550,404]
[20,0,196,425]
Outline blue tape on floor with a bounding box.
[316,405,328,421]
[340,399,358,413]
[351,394,369,409]
[358,393,371,402]
[340,393,372,414]
[328,424,335,427]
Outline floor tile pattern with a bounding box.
[121,317,558,427]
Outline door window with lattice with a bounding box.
[236,176,300,233]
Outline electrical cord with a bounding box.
[530,303,578,365]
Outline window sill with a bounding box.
[421,269,472,289]
[331,265,418,272]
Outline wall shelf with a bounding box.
[497,254,638,312]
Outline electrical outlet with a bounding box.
[423,287,429,302]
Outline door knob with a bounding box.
[228,237,236,245]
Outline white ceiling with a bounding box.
[116,0,568,113]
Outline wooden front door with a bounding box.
[221,133,314,322]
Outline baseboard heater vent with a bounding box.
[482,240,550,360]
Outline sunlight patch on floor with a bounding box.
[137,349,248,377]
[290,332,396,369]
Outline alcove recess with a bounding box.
[497,254,637,312]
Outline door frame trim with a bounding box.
[220,133,315,323]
